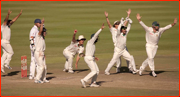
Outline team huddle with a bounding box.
[1,9,177,88]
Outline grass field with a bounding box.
[1,1,179,96]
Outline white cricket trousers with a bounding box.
[1,40,14,67]
[140,43,158,71]
[34,51,47,81]
[116,47,129,69]
[105,47,136,72]
[83,56,99,84]
[63,49,74,70]
[29,45,37,77]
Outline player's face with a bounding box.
[122,29,127,35]
[79,40,85,45]
[35,23,41,28]
[43,32,47,37]
[154,26,159,31]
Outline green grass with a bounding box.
[1,1,179,96]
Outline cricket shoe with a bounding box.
[4,65,12,69]
[139,67,143,76]
[80,79,86,88]
[116,68,120,73]
[90,83,99,87]
[152,71,157,77]
[43,79,50,83]
[34,80,44,84]
[63,69,68,72]
[1,67,5,73]
[29,75,34,80]
[132,70,139,74]
[68,70,74,74]
[105,71,110,75]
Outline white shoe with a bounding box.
[43,79,50,83]
[105,71,110,75]
[139,67,143,76]
[90,83,99,87]
[116,68,120,73]
[1,66,5,73]
[29,75,34,80]
[152,71,157,77]
[5,65,12,69]
[63,69,68,72]
[34,80,44,84]
[80,79,86,88]
[68,70,74,73]
[132,70,139,74]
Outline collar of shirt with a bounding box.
[33,25,38,30]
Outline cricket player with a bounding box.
[136,13,177,77]
[1,9,22,73]
[29,19,42,80]
[34,18,49,83]
[80,23,105,88]
[104,9,131,73]
[63,30,86,73]
[105,16,139,75]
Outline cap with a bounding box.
[43,27,47,32]
[113,20,120,27]
[77,35,86,41]
[120,26,127,30]
[152,21,159,26]
[34,19,41,24]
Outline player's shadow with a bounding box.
[46,76,56,80]
[1,71,20,77]
[111,66,130,75]
[47,72,53,75]
[145,70,177,75]
[74,69,89,73]
[96,81,106,86]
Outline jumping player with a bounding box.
[104,9,131,73]
[136,13,177,77]
[1,9,22,73]
[80,23,105,88]
[34,18,49,83]
[63,30,86,73]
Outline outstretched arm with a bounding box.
[104,11,112,28]
[72,30,77,43]
[136,13,149,31]
[90,23,105,43]
[160,18,177,33]
[3,9,12,26]
[171,18,177,26]
[123,9,131,26]
[9,9,22,26]
[38,18,44,35]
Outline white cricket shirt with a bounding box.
[1,24,11,43]
[139,21,172,45]
[115,23,131,50]
[85,29,102,57]
[35,33,46,52]
[65,41,84,56]
[29,25,39,44]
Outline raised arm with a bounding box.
[9,9,22,26]
[104,11,112,28]
[72,30,77,43]
[90,23,105,43]
[171,18,177,26]
[126,18,133,34]
[160,18,177,33]
[123,9,131,26]
[136,13,149,31]
[3,9,12,26]
[38,18,44,35]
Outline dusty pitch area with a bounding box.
[1,65,179,96]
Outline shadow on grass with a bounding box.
[46,76,56,80]
[74,69,89,73]
[1,71,20,77]
[47,72,53,75]
[96,81,106,86]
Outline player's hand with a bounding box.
[104,11,108,18]
[136,13,142,20]
[74,29,78,34]
[41,18,44,24]
[8,9,12,15]
[20,9,23,14]
[174,18,177,24]
[95,57,99,61]
[127,9,131,17]
[101,23,105,30]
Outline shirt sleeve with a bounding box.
[159,24,172,35]
[78,46,84,54]
[139,21,149,32]
[1,24,6,32]
[30,29,36,38]
[126,23,131,35]
[89,29,102,44]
